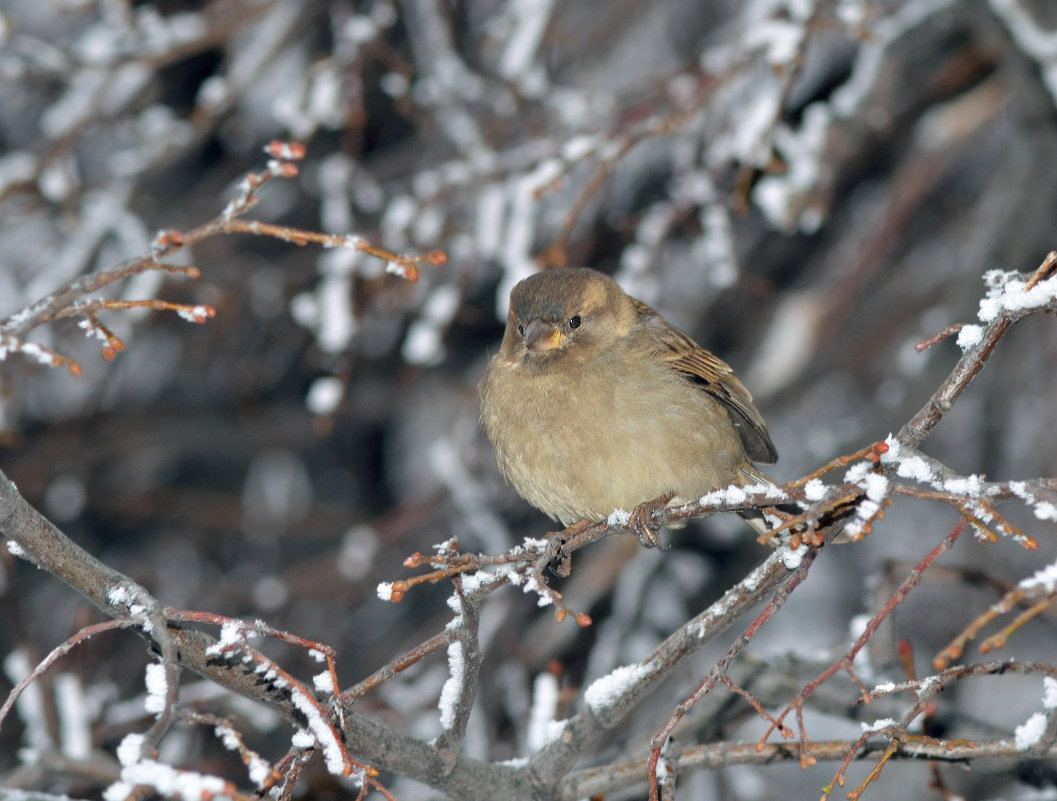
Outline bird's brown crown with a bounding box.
[509,267,620,323]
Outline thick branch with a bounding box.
[563,738,1057,799]
[526,548,807,795]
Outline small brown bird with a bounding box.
[480,267,779,543]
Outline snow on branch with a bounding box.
[0,141,445,376]
[4,251,1057,798]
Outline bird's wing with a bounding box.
[632,298,778,464]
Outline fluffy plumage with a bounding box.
[479,267,777,532]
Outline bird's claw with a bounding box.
[635,525,664,549]
[629,494,673,549]
[544,519,590,576]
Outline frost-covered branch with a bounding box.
[4,1,1057,799]
[0,141,442,376]
[371,248,1057,799]
[565,733,1057,801]
[432,575,485,768]
[900,252,1057,449]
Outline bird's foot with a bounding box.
[544,519,591,576]
[629,494,674,549]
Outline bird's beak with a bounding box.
[524,320,565,352]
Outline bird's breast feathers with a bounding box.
[483,357,744,524]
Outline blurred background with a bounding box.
[1,0,1056,798]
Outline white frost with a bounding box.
[860,718,895,733]
[746,18,805,66]
[895,455,934,483]
[144,662,168,714]
[206,620,245,656]
[1015,712,1047,750]
[526,671,561,751]
[4,650,51,750]
[1021,560,1057,594]
[438,640,465,729]
[989,0,1057,106]
[107,583,153,633]
[313,671,335,694]
[803,479,827,501]
[1034,502,1057,521]
[697,482,783,508]
[497,0,555,83]
[753,104,831,231]
[402,284,462,366]
[103,782,135,801]
[316,273,357,354]
[943,474,984,497]
[843,462,872,484]
[1044,677,1057,710]
[474,183,505,259]
[1010,482,1057,521]
[113,760,228,800]
[55,673,93,759]
[114,734,144,767]
[289,685,347,774]
[977,269,1057,323]
[859,472,889,502]
[956,324,983,349]
[214,721,272,787]
[584,662,652,712]
[176,305,210,323]
[561,134,600,162]
[778,543,805,570]
[306,376,344,415]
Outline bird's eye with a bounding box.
[568,315,581,329]
[517,323,524,335]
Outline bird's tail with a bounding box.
[733,464,798,538]
[736,463,854,543]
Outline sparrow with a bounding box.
[479,267,779,544]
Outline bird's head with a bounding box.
[501,268,636,364]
